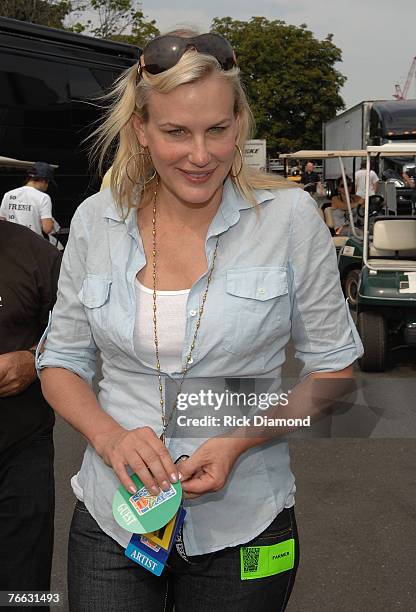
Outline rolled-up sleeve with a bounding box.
[288,191,363,378]
[36,208,97,385]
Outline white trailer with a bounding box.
[323,99,416,183]
[243,139,267,171]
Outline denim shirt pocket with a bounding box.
[78,275,112,308]
[78,274,114,353]
[224,267,289,356]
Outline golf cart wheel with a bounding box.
[344,269,360,307]
[357,312,387,372]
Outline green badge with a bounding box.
[240,538,295,580]
[112,473,182,534]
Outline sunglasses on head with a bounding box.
[138,33,237,76]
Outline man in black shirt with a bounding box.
[0,221,61,597]
[301,160,322,194]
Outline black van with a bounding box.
[0,17,139,226]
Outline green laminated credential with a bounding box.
[240,538,295,580]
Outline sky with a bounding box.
[139,0,416,110]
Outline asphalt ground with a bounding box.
[49,347,416,611]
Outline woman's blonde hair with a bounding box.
[91,29,294,214]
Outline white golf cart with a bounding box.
[279,150,378,304]
[280,149,366,244]
[357,143,416,371]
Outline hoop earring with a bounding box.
[125,148,158,186]
[230,144,243,179]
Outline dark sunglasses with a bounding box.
[139,33,237,76]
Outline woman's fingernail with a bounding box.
[151,485,160,495]
[170,473,178,483]
[178,472,183,481]
[128,485,136,494]
[161,480,170,491]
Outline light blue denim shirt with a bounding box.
[37,179,363,555]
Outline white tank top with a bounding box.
[133,279,190,373]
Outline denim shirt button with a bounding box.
[189,309,197,316]
[258,288,266,295]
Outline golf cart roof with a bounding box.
[280,150,368,160]
[0,156,59,169]
[367,144,416,157]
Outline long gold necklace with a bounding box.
[151,182,220,443]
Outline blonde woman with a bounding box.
[38,31,363,611]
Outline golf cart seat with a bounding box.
[323,207,349,248]
[369,218,416,269]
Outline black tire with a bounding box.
[357,311,387,372]
[344,269,361,308]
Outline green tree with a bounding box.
[111,12,159,47]
[211,16,346,153]
[0,0,72,28]
[70,0,158,45]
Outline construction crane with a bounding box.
[393,56,416,99]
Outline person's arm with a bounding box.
[40,194,54,234]
[180,192,363,497]
[41,367,178,491]
[349,195,361,208]
[38,207,179,494]
[0,247,61,397]
[331,195,347,210]
[179,364,354,498]
[41,218,54,234]
[0,350,37,397]
[402,172,413,188]
[41,367,179,494]
[370,170,380,192]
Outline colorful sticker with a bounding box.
[129,485,176,516]
[140,536,161,552]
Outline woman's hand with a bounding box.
[93,426,179,495]
[178,437,246,499]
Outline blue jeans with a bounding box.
[68,501,299,611]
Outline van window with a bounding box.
[69,65,119,130]
[69,65,104,99]
[0,53,69,128]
